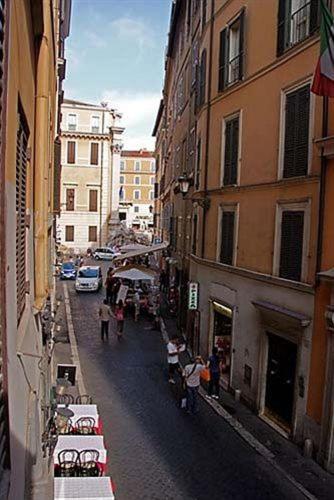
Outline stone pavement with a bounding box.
[63,272,319,500]
[159,296,334,500]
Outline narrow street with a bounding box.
[64,263,304,500]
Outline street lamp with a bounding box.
[178,173,191,196]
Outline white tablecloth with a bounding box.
[54,477,114,499]
[54,435,107,464]
[57,405,99,426]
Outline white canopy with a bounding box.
[120,243,150,253]
[114,242,168,262]
[112,265,157,281]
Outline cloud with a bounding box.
[86,32,107,49]
[102,90,160,151]
[109,17,155,59]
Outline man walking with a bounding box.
[99,299,111,341]
[167,337,182,384]
[184,355,205,414]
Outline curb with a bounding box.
[159,315,316,500]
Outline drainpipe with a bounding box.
[99,107,106,246]
[201,0,215,259]
[34,32,50,309]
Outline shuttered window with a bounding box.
[198,49,207,107]
[66,189,75,211]
[65,226,74,242]
[67,141,75,164]
[192,213,198,255]
[223,116,239,185]
[218,9,245,92]
[89,190,98,212]
[277,0,319,56]
[279,210,304,281]
[16,105,29,324]
[220,211,235,265]
[90,142,99,165]
[195,139,201,189]
[283,85,310,178]
[53,138,61,213]
[88,226,97,242]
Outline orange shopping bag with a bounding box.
[200,368,211,382]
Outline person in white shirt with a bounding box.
[167,337,182,384]
[98,299,112,341]
[183,356,205,414]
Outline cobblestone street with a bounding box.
[63,268,310,500]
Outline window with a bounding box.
[135,160,141,171]
[16,104,29,323]
[279,211,305,281]
[67,141,76,164]
[90,142,99,165]
[120,160,125,171]
[198,49,207,107]
[89,189,98,212]
[218,9,245,91]
[150,161,155,172]
[219,209,236,265]
[65,225,74,242]
[149,190,154,200]
[68,114,77,131]
[91,115,100,133]
[134,206,139,213]
[120,175,124,184]
[202,0,207,29]
[277,0,319,55]
[119,212,127,221]
[195,138,201,189]
[134,190,140,200]
[119,186,125,200]
[222,115,239,186]
[150,177,155,185]
[154,182,159,199]
[66,188,75,211]
[282,84,310,178]
[192,213,198,255]
[88,226,97,242]
[134,176,140,185]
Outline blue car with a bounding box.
[60,262,76,280]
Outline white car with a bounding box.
[92,247,117,260]
[75,266,102,292]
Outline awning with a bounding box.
[212,301,233,318]
[252,300,311,328]
[120,243,149,253]
[112,265,157,281]
[113,242,168,262]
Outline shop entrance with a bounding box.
[265,333,297,430]
[212,301,233,389]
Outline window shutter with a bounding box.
[283,85,310,178]
[90,142,99,165]
[238,8,245,81]
[220,211,235,265]
[309,0,320,34]
[67,141,75,164]
[66,189,75,211]
[277,0,287,56]
[195,138,201,189]
[89,189,98,212]
[192,213,198,255]
[218,28,228,92]
[88,226,97,242]
[65,226,74,242]
[53,138,61,214]
[224,117,239,185]
[279,211,304,282]
[199,49,207,106]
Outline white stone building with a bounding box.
[58,99,124,252]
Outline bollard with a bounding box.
[303,438,313,458]
[235,389,241,402]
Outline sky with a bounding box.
[64,0,171,150]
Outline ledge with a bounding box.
[315,136,334,158]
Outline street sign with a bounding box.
[188,282,198,310]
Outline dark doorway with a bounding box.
[265,333,297,429]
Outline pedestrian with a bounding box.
[105,271,114,304]
[183,355,206,414]
[160,269,167,292]
[167,337,182,384]
[98,299,111,341]
[133,288,141,322]
[114,300,125,340]
[206,347,221,400]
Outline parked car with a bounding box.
[60,262,76,280]
[92,247,116,260]
[75,266,102,292]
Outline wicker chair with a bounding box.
[57,449,79,477]
[78,449,101,477]
[76,417,96,435]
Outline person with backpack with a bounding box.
[206,347,221,400]
[183,355,205,414]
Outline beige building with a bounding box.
[119,150,155,230]
[58,99,124,251]
[0,0,71,497]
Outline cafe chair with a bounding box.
[76,416,96,435]
[57,394,74,405]
[79,449,101,477]
[57,449,79,477]
[76,394,92,404]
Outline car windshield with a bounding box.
[62,263,75,270]
[78,268,98,278]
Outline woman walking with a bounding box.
[206,347,221,400]
[114,300,125,341]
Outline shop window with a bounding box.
[212,301,233,389]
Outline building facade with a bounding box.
[0,0,71,497]
[58,99,124,252]
[119,150,155,230]
[155,0,334,468]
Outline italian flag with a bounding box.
[311,1,334,97]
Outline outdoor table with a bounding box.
[54,435,107,473]
[54,477,115,499]
[57,405,102,434]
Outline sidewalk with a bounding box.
[159,299,334,500]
